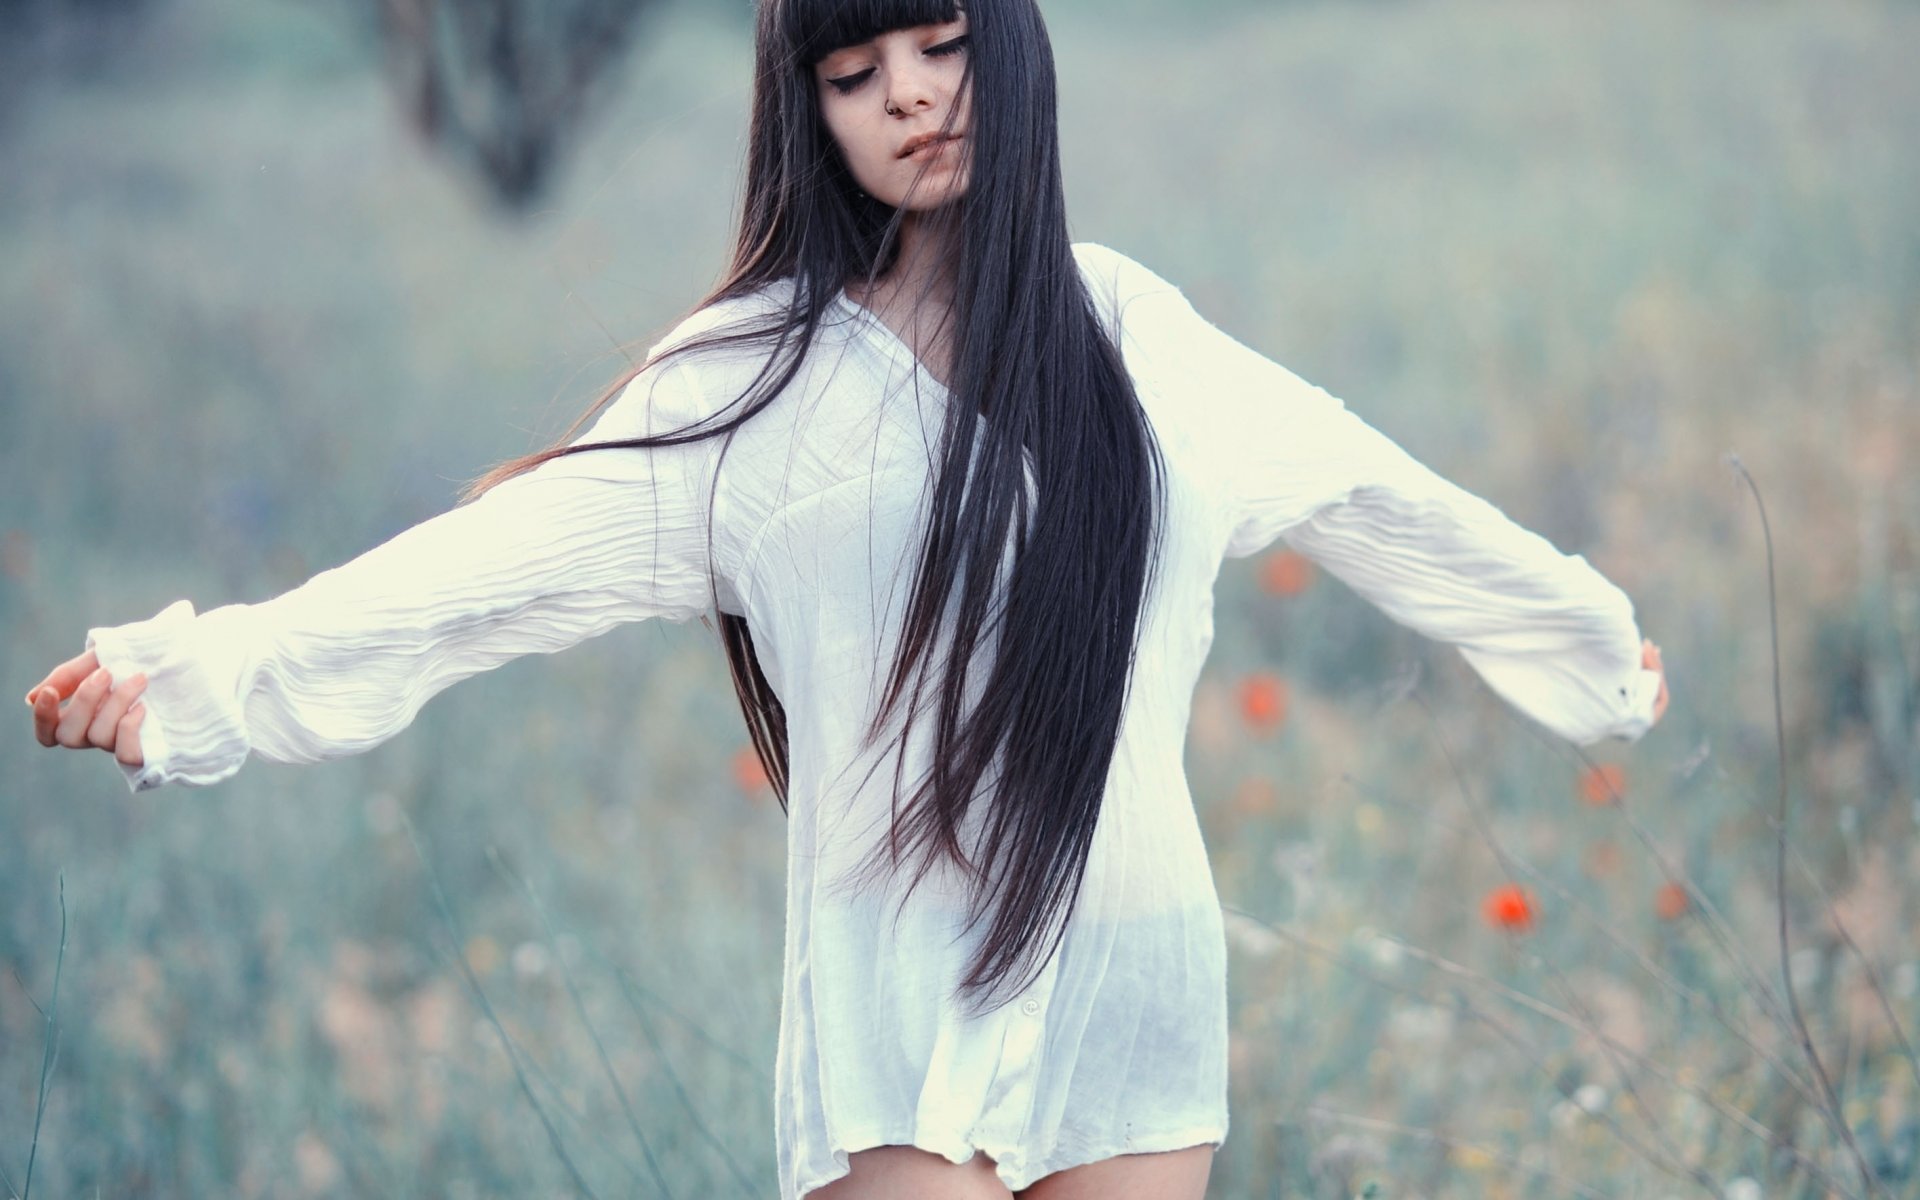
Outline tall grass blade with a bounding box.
[401,815,603,1198]
[22,874,67,1200]
[1730,453,1887,1199]
[486,848,676,1197]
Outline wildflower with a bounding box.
[1481,883,1535,932]
[1654,881,1689,921]
[732,745,771,793]
[1258,548,1315,597]
[1578,763,1626,806]
[1237,673,1289,734]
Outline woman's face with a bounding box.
[812,16,972,212]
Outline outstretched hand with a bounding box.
[25,649,148,766]
[1642,638,1669,725]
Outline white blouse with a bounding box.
[88,244,1661,1197]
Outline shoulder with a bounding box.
[1071,243,1191,343]
[1072,243,1184,308]
[577,281,796,443]
[647,277,798,363]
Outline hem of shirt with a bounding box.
[793,1119,1230,1198]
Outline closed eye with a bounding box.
[826,67,876,95]
[822,32,967,95]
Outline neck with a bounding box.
[854,209,957,316]
[846,209,963,388]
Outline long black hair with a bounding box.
[472,0,1167,1016]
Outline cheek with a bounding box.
[822,107,890,190]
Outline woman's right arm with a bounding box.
[27,360,730,792]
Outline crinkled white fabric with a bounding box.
[87,244,1661,1197]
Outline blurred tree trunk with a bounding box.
[376,0,658,211]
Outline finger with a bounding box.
[32,686,62,747]
[115,703,146,768]
[54,667,113,749]
[28,649,100,706]
[87,673,148,750]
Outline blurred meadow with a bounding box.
[3,0,1918,1194]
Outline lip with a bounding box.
[897,131,964,159]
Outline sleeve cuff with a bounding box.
[1607,665,1664,743]
[87,599,251,792]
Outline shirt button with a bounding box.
[1020,998,1040,1017]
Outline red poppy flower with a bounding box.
[731,746,771,794]
[1237,674,1290,734]
[1578,764,1626,807]
[1654,881,1689,921]
[1481,883,1536,932]
[1258,549,1315,598]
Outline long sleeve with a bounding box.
[87,359,731,792]
[1102,256,1660,746]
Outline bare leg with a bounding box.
[806,1145,1015,1200]
[1017,1143,1214,1200]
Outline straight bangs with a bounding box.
[780,0,961,64]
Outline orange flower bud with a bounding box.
[1237,673,1290,734]
[731,746,771,794]
[1481,883,1536,932]
[1654,881,1689,921]
[1258,549,1315,597]
[1578,763,1627,807]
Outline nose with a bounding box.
[884,62,939,117]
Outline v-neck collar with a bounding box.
[833,289,955,395]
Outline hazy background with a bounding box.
[3,0,1917,1195]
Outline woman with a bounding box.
[27,0,1670,1196]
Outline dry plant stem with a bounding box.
[1374,934,1860,1196]
[21,875,66,1200]
[488,848,678,1197]
[1783,837,1920,1096]
[1221,906,1749,1199]
[1486,822,1821,1106]
[1564,739,1804,1050]
[607,965,770,1087]
[1302,1105,1612,1200]
[1411,697,1705,1190]
[402,816,603,1200]
[612,958,762,1196]
[515,1038,670,1194]
[1339,772,1827,1109]
[1731,454,1886,1200]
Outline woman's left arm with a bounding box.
[1244,416,1668,745]
[1116,275,1667,746]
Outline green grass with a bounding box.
[3,0,1917,1195]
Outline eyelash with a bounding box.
[825,35,969,95]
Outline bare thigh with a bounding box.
[805,1145,1014,1200]
[1017,1143,1214,1200]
